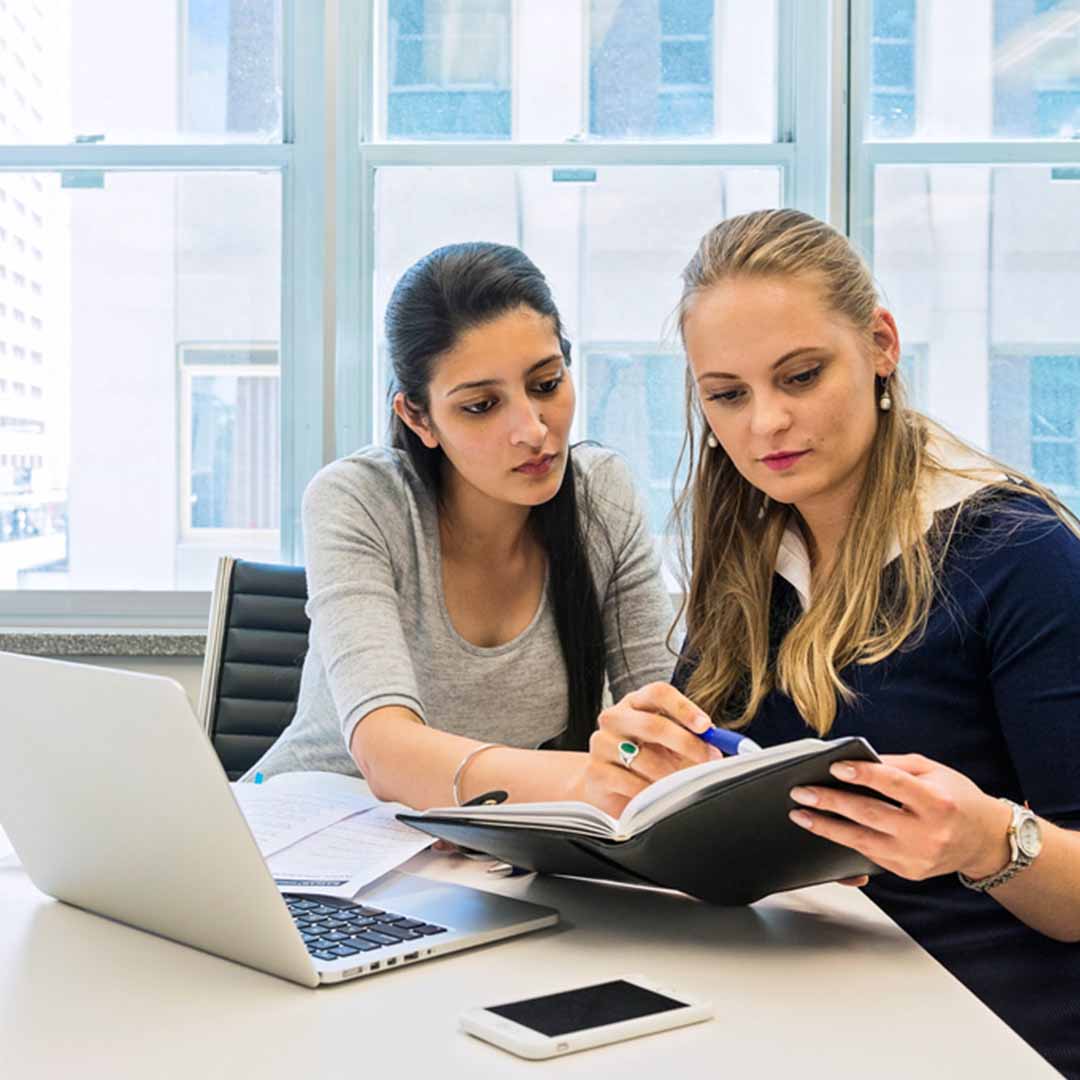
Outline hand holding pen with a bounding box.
[578,681,759,817]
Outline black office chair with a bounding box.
[198,557,311,779]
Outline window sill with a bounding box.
[0,631,206,658]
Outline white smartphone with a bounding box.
[459,975,713,1060]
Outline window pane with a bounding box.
[867,0,1080,139]
[0,0,283,145]
[871,164,1080,514]
[373,164,782,531]
[378,0,777,141]
[187,362,280,532]
[868,0,917,137]
[586,351,687,532]
[0,171,281,592]
[385,0,512,139]
[590,0,776,141]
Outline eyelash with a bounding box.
[462,375,565,416]
[706,365,823,405]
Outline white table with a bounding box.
[0,848,1056,1080]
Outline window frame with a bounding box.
[849,0,1080,262]
[1,0,850,627]
[177,343,282,545]
[849,0,1080,497]
[0,0,326,628]
[336,0,841,458]
[383,0,515,141]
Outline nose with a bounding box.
[748,390,792,439]
[508,395,548,450]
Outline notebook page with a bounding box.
[616,738,828,838]
[231,783,378,856]
[405,800,619,838]
[267,804,436,897]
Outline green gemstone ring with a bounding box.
[617,740,640,768]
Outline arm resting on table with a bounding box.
[350,705,588,810]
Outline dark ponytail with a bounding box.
[384,242,606,750]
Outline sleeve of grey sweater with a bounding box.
[300,458,426,751]
[576,447,678,701]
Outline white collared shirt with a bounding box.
[775,427,1005,611]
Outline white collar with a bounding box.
[775,426,1005,611]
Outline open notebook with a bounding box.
[399,736,883,905]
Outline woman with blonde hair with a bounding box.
[581,210,1080,1076]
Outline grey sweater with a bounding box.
[244,444,675,779]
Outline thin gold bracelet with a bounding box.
[452,743,501,806]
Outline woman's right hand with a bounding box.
[575,682,721,818]
[572,681,871,889]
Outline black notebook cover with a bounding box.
[398,737,882,906]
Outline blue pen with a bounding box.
[696,726,761,756]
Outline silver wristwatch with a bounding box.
[958,798,1043,892]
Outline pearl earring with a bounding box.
[706,433,719,449]
[878,376,893,413]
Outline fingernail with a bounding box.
[693,713,712,733]
[707,746,725,761]
[789,810,814,829]
[790,786,818,806]
[831,763,857,781]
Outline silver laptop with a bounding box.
[0,652,558,987]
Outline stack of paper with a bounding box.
[230,772,435,898]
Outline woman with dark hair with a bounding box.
[245,242,697,810]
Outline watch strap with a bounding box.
[958,799,1036,893]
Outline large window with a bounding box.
[358,0,799,569]
[856,1,1080,512]
[5,2,1080,623]
[377,0,777,143]
[0,1,322,614]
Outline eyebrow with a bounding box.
[696,346,824,382]
[444,354,564,397]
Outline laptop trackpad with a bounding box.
[354,872,552,933]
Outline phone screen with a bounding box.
[487,980,688,1037]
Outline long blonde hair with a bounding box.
[673,208,1079,735]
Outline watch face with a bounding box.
[1017,816,1043,858]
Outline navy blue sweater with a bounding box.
[674,494,1080,1077]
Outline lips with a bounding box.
[761,450,810,472]
[515,453,556,477]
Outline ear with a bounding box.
[870,307,901,378]
[392,392,439,450]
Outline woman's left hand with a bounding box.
[788,753,1013,882]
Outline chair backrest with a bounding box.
[198,557,310,780]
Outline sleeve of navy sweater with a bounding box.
[980,503,1080,825]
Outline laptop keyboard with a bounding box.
[284,894,448,962]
